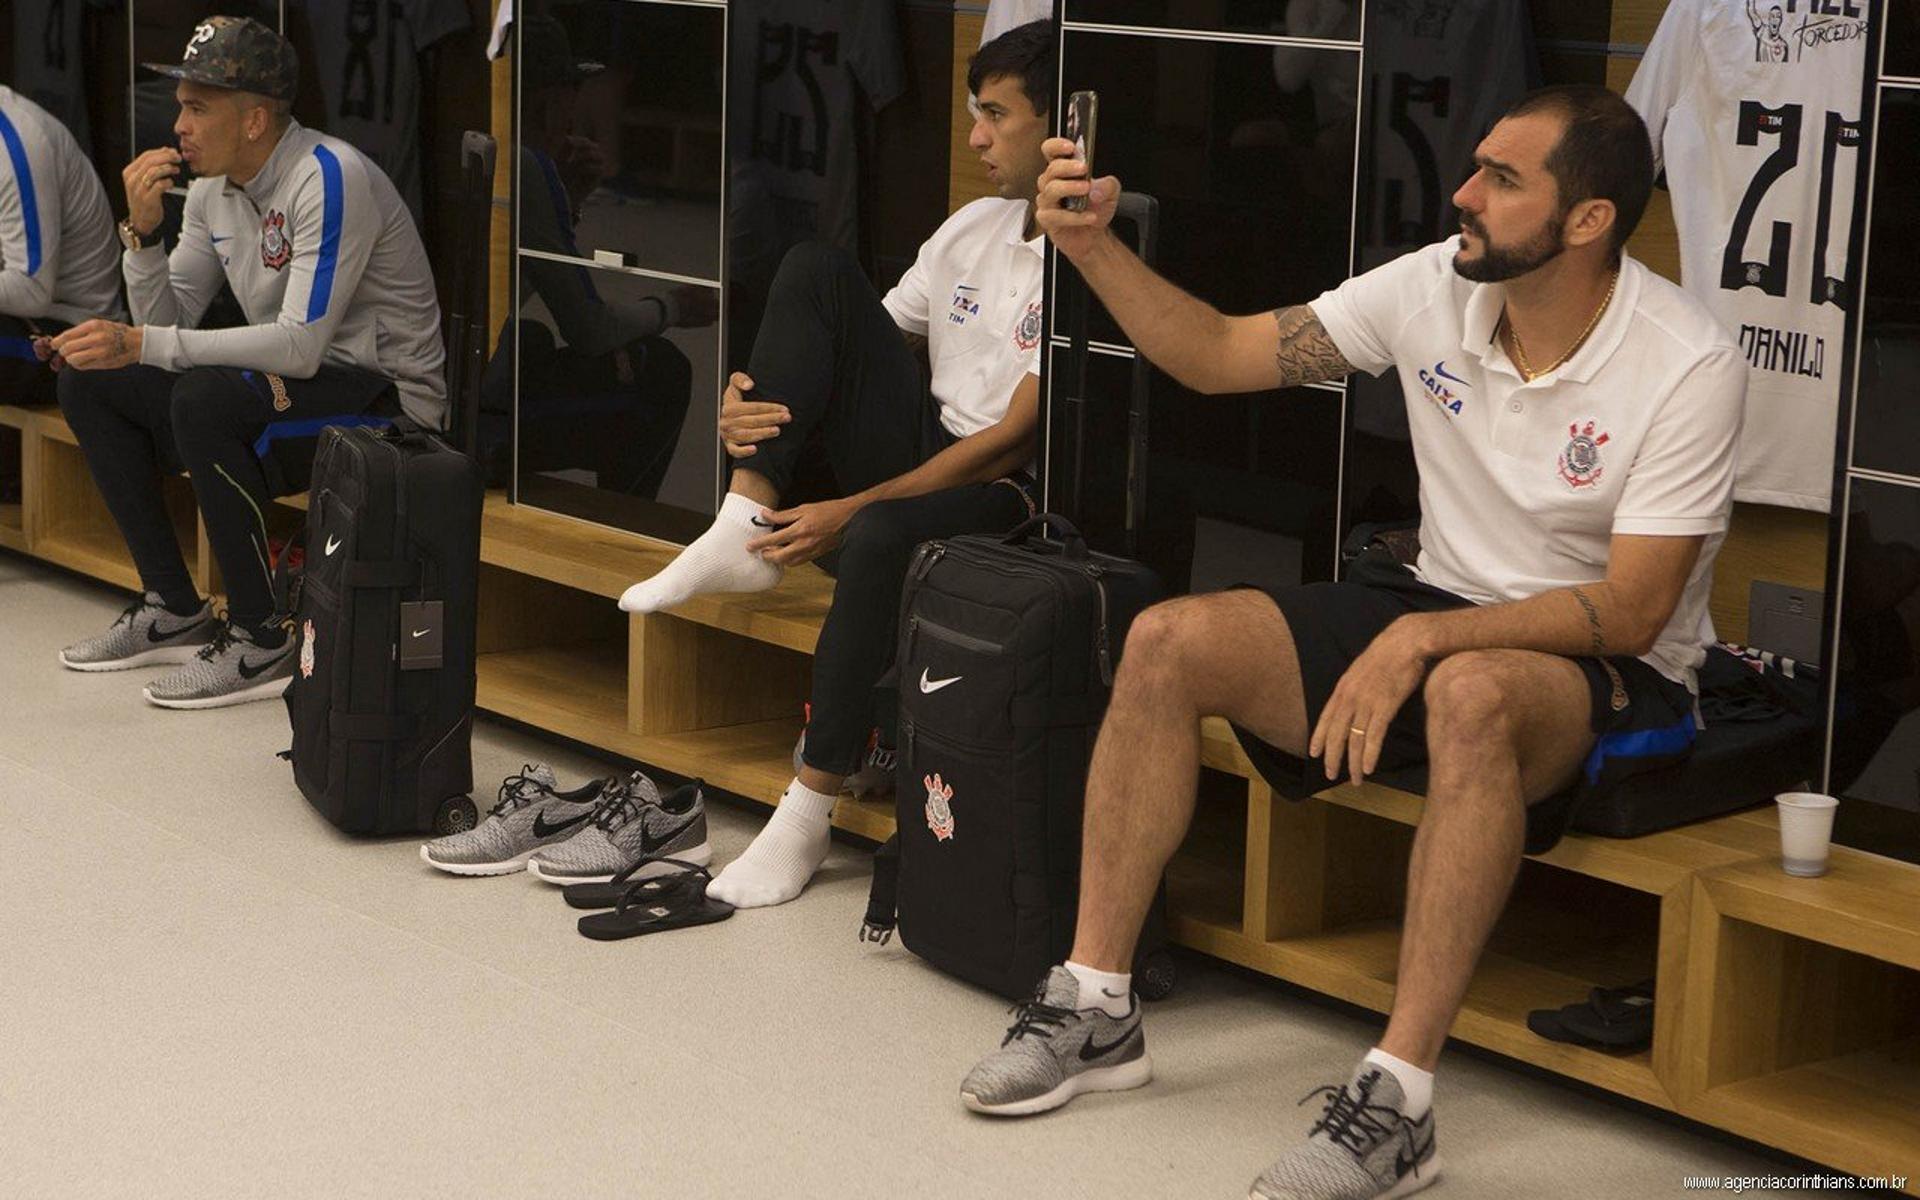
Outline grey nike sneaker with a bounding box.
[1248,1062,1439,1200]
[420,764,613,876]
[527,772,711,884]
[59,593,216,672]
[142,620,295,709]
[959,965,1152,1116]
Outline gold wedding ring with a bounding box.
[1349,726,1367,736]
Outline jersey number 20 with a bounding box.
[1721,100,1862,308]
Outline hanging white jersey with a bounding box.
[1626,0,1868,512]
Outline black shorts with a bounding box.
[1230,549,1700,854]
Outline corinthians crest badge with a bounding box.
[260,210,291,271]
[1013,300,1042,353]
[923,772,955,841]
[1557,419,1609,489]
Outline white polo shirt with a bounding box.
[882,196,1044,440]
[1310,238,1747,690]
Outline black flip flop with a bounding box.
[562,870,686,911]
[576,857,734,941]
[1526,1005,1586,1045]
[1558,979,1656,1049]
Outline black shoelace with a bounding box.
[194,616,238,662]
[595,792,641,831]
[999,981,1076,1047]
[1297,1071,1422,1160]
[487,763,549,818]
[598,771,665,830]
[111,597,146,629]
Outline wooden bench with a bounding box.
[0,404,308,599]
[3,398,1914,1190]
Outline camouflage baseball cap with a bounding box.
[142,15,299,102]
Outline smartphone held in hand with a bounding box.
[1064,90,1099,212]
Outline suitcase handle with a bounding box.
[1002,513,1089,560]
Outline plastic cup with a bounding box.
[1775,792,1840,878]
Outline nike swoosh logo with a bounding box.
[531,809,594,839]
[640,815,700,855]
[211,235,231,243]
[411,629,431,639]
[748,516,780,528]
[1432,360,1470,386]
[235,650,287,680]
[324,536,342,556]
[1078,1026,1139,1063]
[919,669,962,694]
[147,615,207,643]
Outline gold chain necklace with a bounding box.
[1505,268,1619,382]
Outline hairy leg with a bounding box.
[1378,649,1594,1069]
[1071,590,1314,970]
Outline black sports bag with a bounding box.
[863,514,1172,1000]
[280,424,482,835]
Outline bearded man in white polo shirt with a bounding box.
[959,85,1746,1200]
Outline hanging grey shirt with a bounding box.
[124,120,448,429]
[0,85,125,325]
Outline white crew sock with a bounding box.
[1362,1047,1434,1119]
[1064,960,1134,1018]
[706,778,836,909]
[618,492,783,613]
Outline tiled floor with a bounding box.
[0,554,1797,1198]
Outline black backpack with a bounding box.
[862,515,1174,1000]
[280,425,483,835]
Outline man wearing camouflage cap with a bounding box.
[51,15,447,710]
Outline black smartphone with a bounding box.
[1064,90,1098,212]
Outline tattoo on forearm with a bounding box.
[1571,586,1606,653]
[1272,306,1351,389]
[110,325,127,360]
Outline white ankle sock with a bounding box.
[706,778,836,909]
[618,492,783,613]
[1363,1047,1434,1119]
[1064,960,1134,1018]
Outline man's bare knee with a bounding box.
[1425,652,1518,748]
[1115,598,1209,687]
[1425,651,1592,802]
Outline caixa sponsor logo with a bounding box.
[1417,359,1470,416]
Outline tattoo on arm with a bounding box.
[1571,586,1606,654]
[111,325,128,360]
[1271,306,1352,389]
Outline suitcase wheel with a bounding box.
[1136,948,1176,1002]
[433,796,478,835]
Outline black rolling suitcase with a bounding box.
[280,424,483,835]
[862,514,1173,1001]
